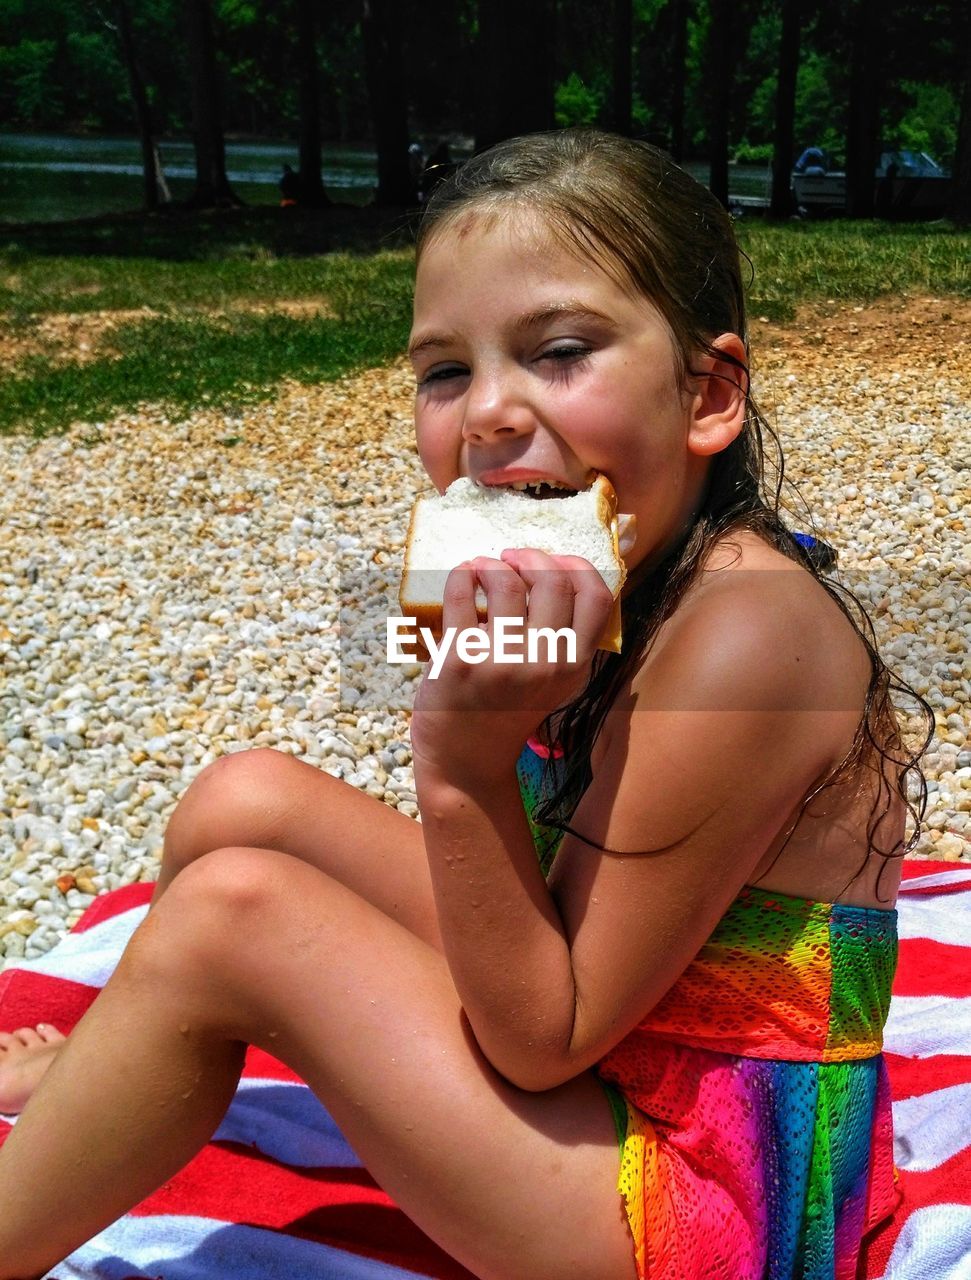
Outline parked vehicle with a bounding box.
[791,149,951,218]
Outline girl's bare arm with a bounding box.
[413,565,866,1091]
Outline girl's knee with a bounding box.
[171,845,283,912]
[163,748,305,869]
[146,846,290,959]
[119,848,290,1023]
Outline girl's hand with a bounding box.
[409,547,615,784]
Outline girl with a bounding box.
[0,130,926,1280]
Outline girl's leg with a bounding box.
[0,749,439,1113]
[153,749,440,944]
[0,846,636,1280]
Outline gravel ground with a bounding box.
[1,294,969,967]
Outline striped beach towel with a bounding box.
[2,860,969,1279]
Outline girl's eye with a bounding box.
[541,344,591,364]
[419,364,468,386]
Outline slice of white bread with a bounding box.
[398,474,633,654]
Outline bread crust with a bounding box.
[398,474,628,658]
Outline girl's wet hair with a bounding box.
[416,129,932,900]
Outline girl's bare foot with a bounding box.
[0,1026,66,1114]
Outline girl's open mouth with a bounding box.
[505,480,580,499]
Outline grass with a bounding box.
[1,206,968,436]
[736,219,970,320]
[0,205,418,436]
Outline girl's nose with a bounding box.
[461,371,535,444]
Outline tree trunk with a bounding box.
[475,0,556,151]
[946,8,971,224]
[613,0,633,136]
[295,0,330,206]
[669,0,689,161]
[111,0,170,210]
[769,0,800,218]
[707,0,734,206]
[183,0,240,208]
[362,0,414,204]
[845,0,882,218]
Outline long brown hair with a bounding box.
[416,128,932,900]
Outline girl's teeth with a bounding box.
[503,479,575,493]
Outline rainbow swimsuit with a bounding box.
[517,741,899,1280]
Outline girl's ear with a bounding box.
[686,334,749,458]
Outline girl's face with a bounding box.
[409,211,730,573]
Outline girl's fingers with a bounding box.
[440,561,483,639]
[499,549,614,654]
[468,557,528,629]
[442,559,529,659]
[439,551,612,671]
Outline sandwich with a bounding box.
[398,474,635,655]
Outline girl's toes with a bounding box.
[35,1023,65,1046]
[0,1026,66,1114]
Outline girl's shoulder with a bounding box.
[597,528,903,911]
[634,528,871,727]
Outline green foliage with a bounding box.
[727,2,779,147]
[630,0,681,146]
[0,0,963,178]
[682,1,713,153]
[219,0,259,26]
[633,0,667,22]
[0,0,184,132]
[732,141,774,165]
[317,8,369,143]
[402,0,478,136]
[887,81,959,165]
[64,30,128,129]
[554,73,603,128]
[744,72,778,150]
[794,49,847,160]
[0,38,60,126]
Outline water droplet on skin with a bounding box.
[178,1023,189,1035]
[267,1030,279,1038]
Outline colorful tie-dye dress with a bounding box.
[517,739,899,1280]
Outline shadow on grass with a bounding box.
[1,303,415,437]
[0,202,421,262]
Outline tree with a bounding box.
[294,0,330,206]
[845,0,882,216]
[100,0,171,211]
[613,0,633,135]
[946,11,971,222]
[401,0,477,136]
[769,0,800,217]
[475,0,556,150]
[707,0,734,204]
[361,0,413,204]
[183,0,240,208]
[669,0,689,160]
